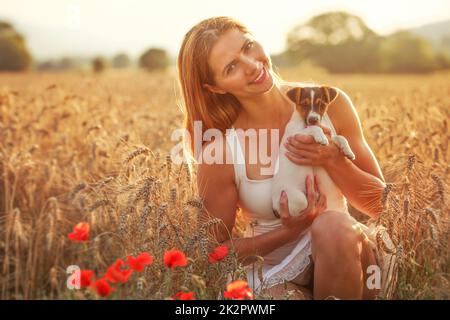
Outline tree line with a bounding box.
[1,11,449,73]
[272,11,450,73]
[0,21,170,73]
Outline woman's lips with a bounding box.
[250,67,266,85]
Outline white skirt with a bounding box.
[245,229,313,294]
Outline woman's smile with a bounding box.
[249,67,267,85]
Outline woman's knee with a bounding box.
[311,211,364,260]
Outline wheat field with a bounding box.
[0,68,448,300]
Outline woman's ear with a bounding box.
[203,83,227,95]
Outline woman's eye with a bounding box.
[227,64,236,74]
[226,42,253,75]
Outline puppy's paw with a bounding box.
[343,148,356,160]
[332,135,355,160]
[313,133,329,146]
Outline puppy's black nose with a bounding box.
[307,116,319,125]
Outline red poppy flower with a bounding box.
[126,252,153,272]
[71,269,95,288]
[172,291,195,300]
[164,249,188,268]
[105,259,133,283]
[224,280,254,300]
[91,278,115,297]
[208,245,229,263]
[68,222,89,242]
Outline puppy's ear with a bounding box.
[286,87,302,104]
[321,86,339,104]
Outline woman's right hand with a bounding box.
[279,174,327,240]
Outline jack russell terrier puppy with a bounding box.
[271,85,356,218]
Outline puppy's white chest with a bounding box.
[283,111,306,142]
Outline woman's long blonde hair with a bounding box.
[176,16,287,171]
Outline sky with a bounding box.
[1,0,449,60]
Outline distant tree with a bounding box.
[270,52,294,68]
[379,31,437,73]
[439,35,450,56]
[92,56,108,73]
[434,52,450,70]
[139,48,169,71]
[283,11,449,73]
[287,11,377,47]
[0,21,33,71]
[58,57,77,70]
[112,53,130,68]
[285,11,381,73]
[37,60,57,71]
[37,57,83,71]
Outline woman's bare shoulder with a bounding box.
[197,135,236,183]
[326,86,355,135]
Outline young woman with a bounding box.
[177,16,386,300]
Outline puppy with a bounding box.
[271,85,355,218]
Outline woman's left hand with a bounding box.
[284,124,343,167]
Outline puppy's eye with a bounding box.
[315,99,322,105]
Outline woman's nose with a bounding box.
[242,55,259,73]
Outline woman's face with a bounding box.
[205,28,273,98]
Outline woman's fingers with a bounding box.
[285,152,310,166]
[313,175,327,214]
[286,138,316,152]
[292,134,314,144]
[314,174,327,211]
[317,193,327,212]
[278,174,327,222]
[285,147,316,160]
[314,174,326,198]
[298,175,315,216]
[306,174,316,206]
[277,190,289,219]
[314,174,320,194]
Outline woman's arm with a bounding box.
[196,137,316,265]
[323,89,386,219]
